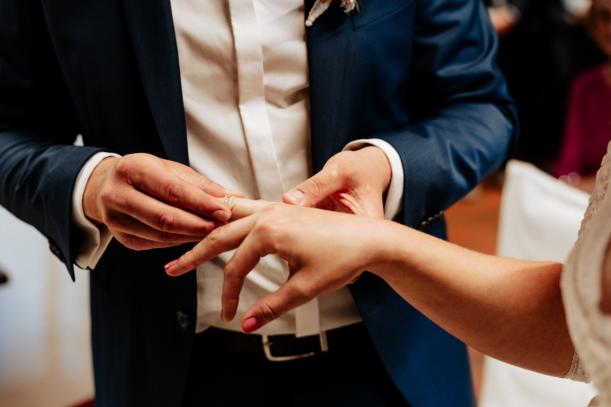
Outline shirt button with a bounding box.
[176,310,190,331]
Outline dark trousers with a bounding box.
[182,324,410,407]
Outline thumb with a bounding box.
[284,167,345,207]
[240,279,314,333]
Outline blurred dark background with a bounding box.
[487,0,607,174]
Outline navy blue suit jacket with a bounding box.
[0,0,516,405]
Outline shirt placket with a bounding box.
[228,0,285,201]
[228,0,321,337]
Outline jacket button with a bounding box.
[0,268,8,286]
[176,310,190,331]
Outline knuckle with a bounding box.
[120,195,137,214]
[268,202,283,212]
[198,177,213,190]
[158,231,173,243]
[164,182,183,204]
[253,219,274,238]
[156,212,176,231]
[199,223,215,236]
[196,194,217,213]
[114,156,135,179]
[224,262,238,279]
[206,227,224,248]
[260,203,282,219]
[283,277,315,303]
[103,211,121,228]
[98,187,116,206]
[260,203,277,215]
[259,302,279,321]
[292,283,314,302]
[100,189,129,212]
[254,216,283,241]
[118,234,142,251]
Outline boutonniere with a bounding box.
[305,0,360,27]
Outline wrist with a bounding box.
[365,220,404,279]
[357,146,392,192]
[83,156,119,225]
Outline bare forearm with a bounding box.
[370,221,573,376]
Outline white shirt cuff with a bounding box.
[343,139,404,220]
[72,152,121,269]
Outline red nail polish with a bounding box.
[164,260,178,271]
[242,317,260,333]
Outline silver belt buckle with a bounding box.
[262,331,329,362]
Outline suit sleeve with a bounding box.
[376,0,518,230]
[0,0,107,279]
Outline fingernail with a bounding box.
[164,260,178,272]
[286,190,305,205]
[214,210,229,222]
[242,317,261,333]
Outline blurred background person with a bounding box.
[488,0,605,171]
[555,0,611,191]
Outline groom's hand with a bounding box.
[83,153,237,251]
[283,146,391,219]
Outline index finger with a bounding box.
[126,163,231,222]
[165,214,257,276]
[224,197,272,220]
[166,160,245,198]
[240,275,316,333]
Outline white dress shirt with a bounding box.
[72,0,404,336]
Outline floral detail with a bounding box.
[306,0,360,27]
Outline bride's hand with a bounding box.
[165,198,387,332]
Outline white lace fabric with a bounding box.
[562,142,611,406]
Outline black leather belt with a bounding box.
[196,322,367,362]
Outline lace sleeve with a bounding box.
[565,353,589,382]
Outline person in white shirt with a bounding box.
[0,0,516,405]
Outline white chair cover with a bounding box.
[479,160,597,407]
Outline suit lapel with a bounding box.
[120,0,350,168]
[305,0,351,172]
[121,0,189,164]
